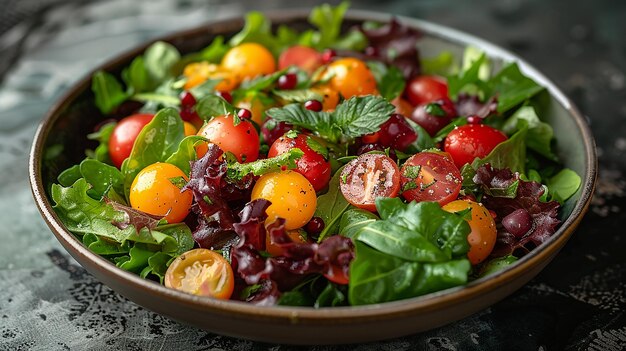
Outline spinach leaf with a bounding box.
[314,167,350,242]
[502,105,557,161]
[121,108,186,198]
[144,41,181,84]
[123,56,153,94]
[358,198,471,261]
[489,63,544,113]
[546,168,581,204]
[478,255,518,278]
[349,242,471,305]
[338,208,378,239]
[272,89,323,103]
[471,126,528,174]
[92,71,129,114]
[315,282,347,307]
[165,135,207,176]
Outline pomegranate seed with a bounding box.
[238,108,252,120]
[215,90,233,104]
[261,117,292,146]
[365,46,378,56]
[180,91,196,108]
[304,100,323,112]
[378,113,417,151]
[306,217,325,236]
[277,73,297,90]
[321,49,336,63]
[467,115,482,124]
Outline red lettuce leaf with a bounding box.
[105,198,161,232]
[230,200,355,304]
[474,164,561,256]
[456,93,498,118]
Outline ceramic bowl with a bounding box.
[29,9,597,345]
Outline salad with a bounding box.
[51,2,582,307]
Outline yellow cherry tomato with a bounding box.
[183,61,240,91]
[164,248,234,299]
[325,57,377,98]
[129,162,192,223]
[183,121,198,136]
[236,94,273,126]
[221,43,276,80]
[310,84,340,111]
[251,170,317,230]
[443,200,497,265]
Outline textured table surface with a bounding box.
[1,0,625,350]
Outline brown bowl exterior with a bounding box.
[29,10,597,345]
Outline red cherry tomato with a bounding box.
[400,152,462,206]
[409,98,457,136]
[405,75,449,106]
[196,114,260,163]
[278,45,323,73]
[340,154,400,212]
[108,113,154,168]
[443,124,508,168]
[268,133,331,192]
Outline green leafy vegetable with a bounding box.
[421,51,458,76]
[308,1,350,49]
[546,168,581,204]
[471,126,528,174]
[272,89,323,103]
[195,94,240,122]
[490,63,544,113]
[314,167,351,242]
[503,105,557,160]
[121,108,186,198]
[92,71,129,114]
[337,208,379,239]
[164,135,207,176]
[225,148,304,181]
[478,255,518,278]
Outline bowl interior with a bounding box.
[30,11,596,344]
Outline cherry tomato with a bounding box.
[405,75,449,106]
[183,121,197,136]
[340,154,400,212]
[265,229,308,257]
[164,248,234,299]
[196,114,260,163]
[251,170,317,230]
[400,152,462,206]
[443,124,508,169]
[325,58,377,99]
[108,113,154,168]
[278,45,323,73]
[183,62,240,91]
[310,85,340,111]
[268,133,331,192]
[443,200,497,265]
[129,162,193,223]
[221,43,276,80]
[391,97,414,117]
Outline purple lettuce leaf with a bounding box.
[455,93,498,118]
[474,164,561,256]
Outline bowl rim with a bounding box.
[28,8,597,324]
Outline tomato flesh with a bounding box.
[340,154,400,212]
[443,124,508,169]
[165,248,234,299]
[443,200,497,264]
[268,133,331,192]
[108,113,154,168]
[400,152,462,206]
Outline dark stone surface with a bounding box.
[1,0,624,350]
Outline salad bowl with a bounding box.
[29,8,596,344]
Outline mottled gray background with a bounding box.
[1,0,625,350]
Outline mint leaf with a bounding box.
[267,103,337,140]
[334,95,395,138]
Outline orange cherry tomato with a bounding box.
[165,248,234,300]
[221,43,276,80]
[183,62,240,91]
[236,94,273,126]
[196,114,260,163]
[129,162,193,223]
[251,170,317,230]
[325,58,377,99]
[310,85,340,111]
[443,200,497,265]
[183,121,197,136]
